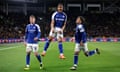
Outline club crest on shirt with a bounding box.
[33,26,36,29]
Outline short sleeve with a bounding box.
[51,11,57,20]
[63,12,67,22]
[35,24,41,32]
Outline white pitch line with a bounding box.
[0,46,22,51]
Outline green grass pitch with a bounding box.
[0,42,120,72]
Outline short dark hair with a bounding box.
[30,15,35,18]
[57,3,63,7]
[77,16,85,24]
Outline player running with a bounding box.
[24,15,43,70]
[70,16,100,70]
[41,3,67,59]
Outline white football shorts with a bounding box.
[74,43,88,52]
[26,43,39,52]
[49,27,63,39]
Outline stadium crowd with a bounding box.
[0,12,120,39]
[0,13,26,39]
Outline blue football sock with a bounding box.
[88,50,95,56]
[74,55,78,65]
[58,42,63,54]
[44,40,50,51]
[36,54,42,64]
[26,53,30,65]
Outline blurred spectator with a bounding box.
[0,12,120,39]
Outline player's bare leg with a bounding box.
[41,36,53,56]
[58,36,66,59]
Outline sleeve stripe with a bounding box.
[63,12,67,22]
[35,24,41,32]
[51,11,57,20]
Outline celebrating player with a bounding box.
[24,15,43,70]
[41,3,67,59]
[70,16,100,70]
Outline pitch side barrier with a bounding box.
[0,39,23,44]
[40,37,120,42]
[0,37,120,44]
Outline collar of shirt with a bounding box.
[30,24,35,25]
